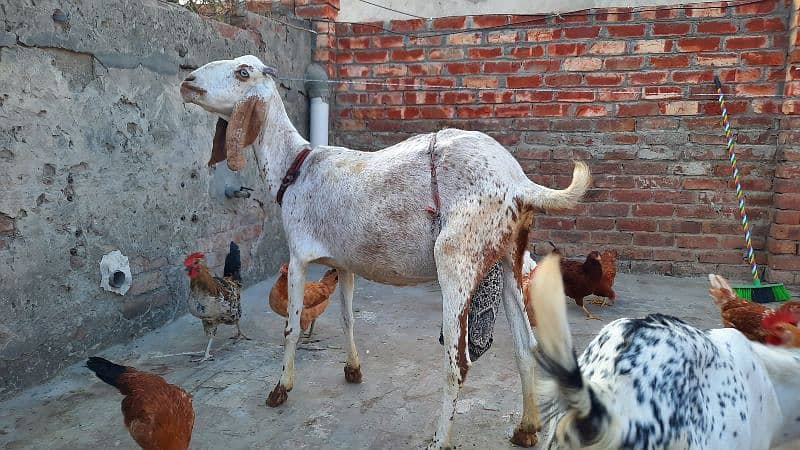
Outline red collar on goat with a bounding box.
[276,147,312,206]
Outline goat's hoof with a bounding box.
[344,365,363,383]
[266,384,288,407]
[510,426,538,447]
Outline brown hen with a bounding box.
[551,247,604,320]
[86,357,194,450]
[269,264,338,336]
[590,249,619,306]
[708,273,800,343]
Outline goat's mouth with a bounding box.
[180,82,207,100]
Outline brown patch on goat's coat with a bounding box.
[223,95,267,171]
[455,300,471,381]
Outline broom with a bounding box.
[713,76,791,303]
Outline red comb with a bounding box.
[761,307,800,329]
[183,252,205,266]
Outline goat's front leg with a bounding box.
[501,257,540,447]
[267,259,307,407]
[338,269,362,383]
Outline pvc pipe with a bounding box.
[309,96,329,147]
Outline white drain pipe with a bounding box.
[305,64,330,147]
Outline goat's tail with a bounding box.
[530,254,611,449]
[525,161,591,210]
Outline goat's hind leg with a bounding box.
[501,255,541,447]
[267,259,307,407]
[338,269,362,383]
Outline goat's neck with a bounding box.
[253,87,310,200]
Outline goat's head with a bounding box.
[180,55,278,171]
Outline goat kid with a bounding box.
[181,55,591,449]
[528,253,800,450]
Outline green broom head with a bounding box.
[732,282,792,303]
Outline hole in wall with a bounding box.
[109,270,126,288]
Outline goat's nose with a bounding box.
[184,75,196,82]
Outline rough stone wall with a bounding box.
[323,0,796,279]
[0,0,313,397]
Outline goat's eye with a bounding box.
[237,68,249,79]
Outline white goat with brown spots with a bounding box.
[180,55,591,449]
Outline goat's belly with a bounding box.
[316,254,438,287]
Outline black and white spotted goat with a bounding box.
[529,253,800,450]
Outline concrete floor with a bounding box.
[0,267,793,449]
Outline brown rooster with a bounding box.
[86,357,194,450]
[184,241,247,362]
[590,249,619,306]
[269,263,338,337]
[708,273,800,343]
[552,248,604,320]
[762,307,800,347]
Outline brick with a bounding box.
[660,101,699,116]
[432,16,466,30]
[480,90,515,103]
[633,204,674,217]
[576,217,616,230]
[768,255,800,271]
[685,2,726,17]
[446,62,481,74]
[506,75,543,88]
[607,24,646,37]
[652,23,691,35]
[744,17,785,33]
[515,90,553,102]
[725,36,768,50]
[556,91,595,102]
[484,61,521,73]
[640,7,679,20]
[584,74,625,86]
[351,21,383,34]
[595,7,633,22]
[440,91,474,104]
[530,104,570,116]
[468,47,503,59]
[338,65,370,77]
[390,19,425,32]
[658,220,702,234]
[634,233,675,247]
[564,26,601,39]
[643,86,682,99]
[406,63,442,76]
[391,49,424,62]
[354,50,388,63]
[337,37,370,49]
[576,105,609,117]
[617,218,657,231]
[735,0,777,14]
[634,39,673,53]
[410,35,443,46]
[697,21,738,34]
[589,203,631,217]
[695,53,739,67]
[676,235,719,249]
[448,32,482,45]
[403,91,438,104]
[294,4,338,19]
[591,231,633,245]
[562,57,602,71]
[551,119,594,132]
[611,189,654,202]
[629,71,668,85]
[677,37,721,52]
[734,84,777,96]
[463,76,498,88]
[767,238,797,255]
[775,193,800,210]
[774,211,800,225]
[523,59,562,72]
[588,41,627,54]
[526,28,562,42]
[456,105,493,118]
[544,73,583,86]
[495,104,531,117]
[548,43,586,57]
[373,64,407,77]
[672,69,714,83]
[421,77,455,88]
[487,30,520,44]
[651,54,690,68]
[472,15,508,27]
[373,35,404,48]
[741,51,786,66]
[537,217,576,229]
[419,106,455,119]
[604,56,644,70]
[509,46,545,58]
[428,48,464,60]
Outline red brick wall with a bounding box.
[305,0,796,278]
[766,0,800,284]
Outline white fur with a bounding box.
[530,258,800,450]
[181,55,590,449]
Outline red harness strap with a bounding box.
[276,147,312,207]
[426,133,442,233]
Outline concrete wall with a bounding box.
[0,0,313,397]
[337,0,719,22]
[323,0,798,279]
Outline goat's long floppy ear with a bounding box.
[223,94,268,171]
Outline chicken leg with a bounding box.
[191,337,214,362]
[589,296,610,306]
[581,304,602,321]
[231,324,251,341]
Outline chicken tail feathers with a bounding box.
[86,357,127,391]
[224,241,241,282]
[531,254,610,449]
